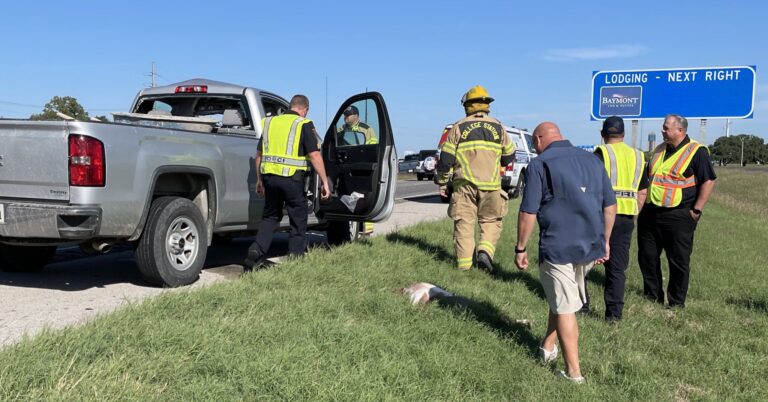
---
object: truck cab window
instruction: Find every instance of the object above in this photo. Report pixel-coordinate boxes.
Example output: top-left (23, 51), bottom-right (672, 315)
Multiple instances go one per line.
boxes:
top-left (334, 99), bottom-right (379, 148)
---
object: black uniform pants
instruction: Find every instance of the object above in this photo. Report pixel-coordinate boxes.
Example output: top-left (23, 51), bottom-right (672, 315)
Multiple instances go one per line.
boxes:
top-left (579, 214), bottom-right (635, 319)
top-left (249, 174), bottom-right (308, 259)
top-left (637, 207), bottom-right (698, 307)
top-left (603, 214), bottom-right (635, 319)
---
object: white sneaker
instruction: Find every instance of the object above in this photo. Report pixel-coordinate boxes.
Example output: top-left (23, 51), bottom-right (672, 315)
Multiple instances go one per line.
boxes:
top-left (539, 343), bottom-right (558, 364)
top-left (556, 370), bottom-right (585, 384)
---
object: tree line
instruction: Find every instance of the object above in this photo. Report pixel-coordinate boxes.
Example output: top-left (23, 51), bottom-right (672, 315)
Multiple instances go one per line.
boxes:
top-left (29, 96), bottom-right (107, 122)
top-left (709, 134), bottom-right (767, 165)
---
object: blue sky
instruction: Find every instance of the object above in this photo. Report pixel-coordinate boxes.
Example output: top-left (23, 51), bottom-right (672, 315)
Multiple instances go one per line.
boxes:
top-left (1, 1), bottom-right (766, 155)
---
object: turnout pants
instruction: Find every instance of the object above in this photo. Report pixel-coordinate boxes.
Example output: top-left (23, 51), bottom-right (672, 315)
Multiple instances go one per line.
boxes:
top-left (447, 183), bottom-right (508, 270)
top-left (637, 207), bottom-right (698, 307)
top-left (249, 174), bottom-right (308, 260)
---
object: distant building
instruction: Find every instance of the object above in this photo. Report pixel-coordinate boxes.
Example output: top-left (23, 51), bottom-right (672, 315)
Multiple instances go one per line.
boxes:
top-left (575, 144), bottom-right (597, 153)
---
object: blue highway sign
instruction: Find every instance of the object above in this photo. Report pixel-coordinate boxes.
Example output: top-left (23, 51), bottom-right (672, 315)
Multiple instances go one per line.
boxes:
top-left (591, 66), bottom-right (756, 120)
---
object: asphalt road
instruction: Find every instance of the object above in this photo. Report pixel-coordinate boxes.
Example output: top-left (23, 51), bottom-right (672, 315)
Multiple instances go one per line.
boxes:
top-left (395, 176), bottom-right (439, 201)
top-left (0, 178), bottom-right (443, 347)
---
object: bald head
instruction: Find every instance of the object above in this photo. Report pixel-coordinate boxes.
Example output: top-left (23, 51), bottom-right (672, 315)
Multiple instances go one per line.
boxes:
top-left (532, 122), bottom-right (563, 153)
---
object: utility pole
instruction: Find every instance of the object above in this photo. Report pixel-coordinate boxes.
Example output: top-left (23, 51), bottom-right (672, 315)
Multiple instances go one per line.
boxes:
top-left (631, 120), bottom-right (638, 148)
top-left (726, 119), bottom-right (731, 138)
top-left (325, 76), bottom-right (328, 131)
top-left (741, 137), bottom-right (745, 166)
top-left (150, 62), bottom-right (157, 88)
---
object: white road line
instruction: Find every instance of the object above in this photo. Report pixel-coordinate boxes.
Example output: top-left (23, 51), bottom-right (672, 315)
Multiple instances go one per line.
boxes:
top-left (395, 192), bottom-right (437, 200)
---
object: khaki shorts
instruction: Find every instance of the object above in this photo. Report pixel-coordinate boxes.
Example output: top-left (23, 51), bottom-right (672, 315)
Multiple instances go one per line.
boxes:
top-left (539, 260), bottom-right (594, 314)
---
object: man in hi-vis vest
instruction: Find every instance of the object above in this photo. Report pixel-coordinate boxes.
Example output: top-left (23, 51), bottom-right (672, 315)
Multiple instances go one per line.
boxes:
top-left (637, 114), bottom-right (716, 308)
top-left (244, 95), bottom-right (331, 270)
top-left (585, 116), bottom-right (648, 322)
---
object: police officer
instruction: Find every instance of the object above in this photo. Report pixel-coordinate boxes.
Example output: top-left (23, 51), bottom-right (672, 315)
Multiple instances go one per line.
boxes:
top-left (337, 105), bottom-right (377, 235)
top-left (244, 95), bottom-right (331, 270)
top-left (637, 114), bottom-right (716, 308)
top-left (337, 105), bottom-right (377, 145)
top-left (436, 85), bottom-right (515, 272)
top-left (582, 116), bottom-right (648, 321)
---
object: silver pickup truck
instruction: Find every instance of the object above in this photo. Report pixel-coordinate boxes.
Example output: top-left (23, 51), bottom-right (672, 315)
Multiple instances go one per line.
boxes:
top-left (0, 79), bottom-right (397, 286)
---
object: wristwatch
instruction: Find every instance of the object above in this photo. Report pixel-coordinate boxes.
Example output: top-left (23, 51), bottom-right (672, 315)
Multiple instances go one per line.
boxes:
top-left (691, 208), bottom-right (702, 216)
top-left (515, 247), bottom-right (526, 254)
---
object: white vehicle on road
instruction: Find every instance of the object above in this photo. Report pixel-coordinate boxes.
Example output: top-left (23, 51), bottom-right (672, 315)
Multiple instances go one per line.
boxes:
top-left (500, 126), bottom-right (537, 198)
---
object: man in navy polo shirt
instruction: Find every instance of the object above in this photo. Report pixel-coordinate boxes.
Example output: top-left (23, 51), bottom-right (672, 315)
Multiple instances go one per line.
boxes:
top-left (514, 122), bottom-right (617, 384)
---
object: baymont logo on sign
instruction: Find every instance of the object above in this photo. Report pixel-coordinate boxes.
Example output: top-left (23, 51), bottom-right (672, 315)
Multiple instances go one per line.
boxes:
top-left (599, 86), bottom-right (642, 117)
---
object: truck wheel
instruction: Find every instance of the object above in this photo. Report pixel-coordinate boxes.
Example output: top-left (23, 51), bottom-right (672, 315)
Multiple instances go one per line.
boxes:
top-left (136, 196), bottom-right (208, 287)
top-left (326, 220), bottom-right (361, 246)
top-left (0, 244), bottom-right (57, 272)
top-left (510, 172), bottom-right (525, 199)
top-left (417, 173), bottom-right (424, 181)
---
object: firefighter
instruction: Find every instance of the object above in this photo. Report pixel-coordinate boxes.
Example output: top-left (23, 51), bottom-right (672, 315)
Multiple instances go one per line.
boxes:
top-left (435, 85), bottom-right (516, 272)
top-left (581, 116), bottom-right (648, 321)
top-left (244, 95), bottom-right (331, 270)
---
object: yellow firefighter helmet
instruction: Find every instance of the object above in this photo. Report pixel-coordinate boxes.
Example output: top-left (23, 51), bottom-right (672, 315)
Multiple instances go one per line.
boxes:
top-left (461, 85), bottom-right (494, 105)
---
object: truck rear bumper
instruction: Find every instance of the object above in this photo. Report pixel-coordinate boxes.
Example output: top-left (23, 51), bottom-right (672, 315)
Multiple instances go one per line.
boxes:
top-left (0, 202), bottom-right (101, 240)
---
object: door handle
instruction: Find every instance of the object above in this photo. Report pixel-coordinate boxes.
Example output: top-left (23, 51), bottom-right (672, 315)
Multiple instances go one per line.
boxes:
top-left (336, 150), bottom-right (349, 162)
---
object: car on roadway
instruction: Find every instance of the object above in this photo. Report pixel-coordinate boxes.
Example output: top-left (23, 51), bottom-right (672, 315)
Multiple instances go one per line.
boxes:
top-left (399, 153), bottom-right (420, 173)
top-left (414, 149), bottom-right (439, 181)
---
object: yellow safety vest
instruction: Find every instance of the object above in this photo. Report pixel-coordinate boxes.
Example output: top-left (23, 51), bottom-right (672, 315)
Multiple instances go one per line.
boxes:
top-left (647, 140), bottom-right (703, 207)
top-left (597, 143), bottom-right (645, 215)
top-left (260, 114), bottom-right (312, 177)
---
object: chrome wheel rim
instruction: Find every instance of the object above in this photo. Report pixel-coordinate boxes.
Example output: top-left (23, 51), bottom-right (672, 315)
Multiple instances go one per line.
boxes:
top-left (165, 216), bottom-right (199, 271)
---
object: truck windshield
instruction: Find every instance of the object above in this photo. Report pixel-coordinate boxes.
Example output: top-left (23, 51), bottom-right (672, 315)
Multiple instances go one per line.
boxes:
top-left (134, 95), bottom-right (252, 128)
top-left (524, 134), bottom-right (535, 154)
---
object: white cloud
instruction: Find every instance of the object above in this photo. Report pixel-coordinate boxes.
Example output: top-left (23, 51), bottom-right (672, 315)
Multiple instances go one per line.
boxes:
top-left (541, 45), bottom-right (649, 62)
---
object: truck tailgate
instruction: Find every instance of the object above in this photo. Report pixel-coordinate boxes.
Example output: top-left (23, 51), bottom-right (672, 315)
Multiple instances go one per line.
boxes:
top-left (0, 121), bottom-right (70, 201)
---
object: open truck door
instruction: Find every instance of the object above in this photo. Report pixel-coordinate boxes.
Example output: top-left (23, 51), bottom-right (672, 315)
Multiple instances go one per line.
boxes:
top-left (316, 92), bottom-right (397, 243)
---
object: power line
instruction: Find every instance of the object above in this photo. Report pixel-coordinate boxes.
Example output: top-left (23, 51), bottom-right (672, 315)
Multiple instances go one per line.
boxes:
top-left (0, 100), bottom-right (42, 108)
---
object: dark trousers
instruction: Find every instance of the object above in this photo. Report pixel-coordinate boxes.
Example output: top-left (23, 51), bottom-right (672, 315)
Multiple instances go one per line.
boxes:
top-left (249, 174), bottom-right (308, 259)
top-left (637, 206), bottom-right (698, 307)
top-left (580, 215), bottom-right (635, 319)
top-left (603, 214), bottom-right (635, 319)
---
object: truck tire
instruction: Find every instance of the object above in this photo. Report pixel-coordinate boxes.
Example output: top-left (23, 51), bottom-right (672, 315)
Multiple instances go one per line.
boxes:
top-left (417, 173), bottom-right (424, 181)
top-left (0, 244), bottom-right (57, 272)
top-left (135, 196), bottom-right (208, 287)
top-left (509, 172), bottom-right (525, 199)
top-left (326, 220), bottom-right (361, 246)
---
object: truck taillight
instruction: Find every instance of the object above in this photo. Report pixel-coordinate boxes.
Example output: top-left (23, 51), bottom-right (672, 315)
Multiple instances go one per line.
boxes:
top-left (69, 135), bottom-right (105, 187)
top-left (505, 164), bottom-right (515, 171)
top-left (175, 85), bottom-right (208, 93)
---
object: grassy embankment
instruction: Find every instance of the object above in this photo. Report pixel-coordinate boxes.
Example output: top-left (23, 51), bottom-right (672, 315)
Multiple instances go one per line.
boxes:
top-left (1, 167), bottom-right (767, 401)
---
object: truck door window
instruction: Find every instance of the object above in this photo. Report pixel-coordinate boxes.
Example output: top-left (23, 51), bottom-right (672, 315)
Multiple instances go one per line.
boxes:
top-left (262, 98), bottom-right (286, 117)
top-left (335, 99), bottom-right (379, 147)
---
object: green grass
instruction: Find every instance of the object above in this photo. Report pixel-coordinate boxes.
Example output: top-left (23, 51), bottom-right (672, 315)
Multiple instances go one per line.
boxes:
top-left (1, 170), bottom-right (767, 401)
